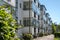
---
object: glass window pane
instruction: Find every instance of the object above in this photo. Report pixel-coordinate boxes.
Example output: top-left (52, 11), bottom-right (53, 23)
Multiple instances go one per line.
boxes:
top-left (23, 1), bottom-right (32, 10)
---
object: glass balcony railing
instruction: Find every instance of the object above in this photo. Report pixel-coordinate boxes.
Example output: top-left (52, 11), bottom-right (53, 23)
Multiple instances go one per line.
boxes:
top-left (32, 18), bottom-right (40, 27)
top-left (23, 17), bottom-right (40, 27)
top-left (32, 2), bottom-right (40, 15)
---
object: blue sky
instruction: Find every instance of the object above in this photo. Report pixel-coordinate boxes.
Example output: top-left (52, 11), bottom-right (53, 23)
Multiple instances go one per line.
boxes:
top-left (40, 0), bottom-right (60, 24)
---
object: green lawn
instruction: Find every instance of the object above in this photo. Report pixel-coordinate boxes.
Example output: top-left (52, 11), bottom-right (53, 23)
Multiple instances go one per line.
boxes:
top-left (54, 38), bottom-right (60, 40)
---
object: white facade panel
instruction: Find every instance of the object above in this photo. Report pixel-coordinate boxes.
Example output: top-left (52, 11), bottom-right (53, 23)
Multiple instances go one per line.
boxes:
top-left (22, 27), bottom-right (29, 33)
top-left (23, 11), bottom-right (29, 17)
top-left (18, 0), bottom-right (23, 20)
top-left (22, 27), bottom-right (34, 35)
top-left (22, 10), bottom-right (33, 18)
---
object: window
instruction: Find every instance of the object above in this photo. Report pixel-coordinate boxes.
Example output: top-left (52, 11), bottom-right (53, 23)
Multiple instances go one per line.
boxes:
top-left (38, 3), bottom-right (40, 8)
top-left (46, 21), bottom-right (47, 24)
top-left (23, 20), bottom-right (26, 26)
top-left (44, 20), bottom-right (45, 24)
top-left (44, 11), bottom-right (45, 14)
top-left (34, 27), bottom-right (36, 33)
top-left (34, 12), bottom-right (36, 18)
top-left (7, 0), bottom-right (11, 2)
top-left (38, 27), bottom-right (40, 33)
top-left (16, 17), bottom-right (18, 19)
top-left (23, 19), bottom-right (31, 26)
top-left (40, 6), bottom-right (43, 11)
top-left (23, 1), bottom-right (32, 10)
top-left (41, 18), bottom-right (43, 20)
top-left (38, 15), bottom-right (40, 20)
top-left (34, 0), bottom-right (36, 3)
top-left (20, 3), bottom-right (21, 8)
top-left (20, 20), bottom-right (21, 25)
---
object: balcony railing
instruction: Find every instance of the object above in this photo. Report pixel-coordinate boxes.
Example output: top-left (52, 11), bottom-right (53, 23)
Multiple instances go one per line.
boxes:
top-left (32, 2), bottom-right (40, 15)
top-left (23, 17), bottom-right (40, 27)
top-left (32, 18), bottom-right (40, 27)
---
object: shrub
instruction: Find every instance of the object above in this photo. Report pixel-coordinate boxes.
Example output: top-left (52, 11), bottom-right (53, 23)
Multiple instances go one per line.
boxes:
top-left (38, 33), bottom-right (43, 37)
top-left (54, 32), bottom-right (60, 37)
top-left (44, 33), bottom-right (48, 36)
top-left (0, 6), bottom-right (20, 40)
top-left (22, 33), bottom-right (33, 40)
top-left (33, 34), bottom-right (37, 38)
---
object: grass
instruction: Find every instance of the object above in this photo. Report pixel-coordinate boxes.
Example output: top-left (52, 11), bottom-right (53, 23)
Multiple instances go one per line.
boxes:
top-left (54, 37), bottom-right (60, 40)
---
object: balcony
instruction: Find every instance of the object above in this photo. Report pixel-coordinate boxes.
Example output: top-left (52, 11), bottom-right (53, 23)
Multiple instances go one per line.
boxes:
top-left (32, 2), bottom-right (40, 15)
top-left (23, 17), bottom-right (40, 27)
top-left (32, 18), bottom-right (40, 27)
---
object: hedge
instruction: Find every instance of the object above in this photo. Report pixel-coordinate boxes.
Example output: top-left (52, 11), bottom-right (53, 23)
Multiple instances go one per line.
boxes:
top-left (54, 32), bottom-right (60, 37)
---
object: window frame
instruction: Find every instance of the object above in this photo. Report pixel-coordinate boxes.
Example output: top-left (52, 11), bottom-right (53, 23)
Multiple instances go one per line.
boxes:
top-left (23, 1), bottom-right (32, 10)
top-left (20, 3), bottom-right (21, 8)
top-left (23, 18), bottom-right (31, 26)
top-left (34, 0), bottom-right (36, 3)
top-left (34, 12), bottom-right (36, 18)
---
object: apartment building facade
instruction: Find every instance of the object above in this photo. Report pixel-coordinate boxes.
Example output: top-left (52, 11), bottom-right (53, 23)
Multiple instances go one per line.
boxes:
top-left (40, 5), bottom-right (52, 35)
top-left (48, 17), bottom-right (52, 34)
top-left (2, 0), bottom-right (52, 38)
top-left (40, 5), bottom-right (47, 34)
top-left (3, 0), bottom-right (41, 37)
top-left (46, 13), bottom-right (52, 34)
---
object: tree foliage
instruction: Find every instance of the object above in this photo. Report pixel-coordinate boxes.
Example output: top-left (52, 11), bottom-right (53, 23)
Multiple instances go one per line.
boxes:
top-left (0, 6), bottom-right (20, 40)
top-left (52, 23), bottom-right (56, 34)
top-left (57, 24), bottom-right (60, 29)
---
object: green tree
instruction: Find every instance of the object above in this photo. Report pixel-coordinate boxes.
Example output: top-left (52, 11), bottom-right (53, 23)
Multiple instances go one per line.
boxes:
top-left (57, 24), bottom-right (60, 32)
top-left (0, 6), bottom-right (20, 40)
top-left (52, 23), bottom-right (57, 34)
top-left (0, 3), bottom-right (15, 14)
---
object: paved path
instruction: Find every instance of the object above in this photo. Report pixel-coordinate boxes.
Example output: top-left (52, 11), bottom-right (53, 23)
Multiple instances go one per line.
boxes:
top-left (33, 34), bottom-right (54, 40)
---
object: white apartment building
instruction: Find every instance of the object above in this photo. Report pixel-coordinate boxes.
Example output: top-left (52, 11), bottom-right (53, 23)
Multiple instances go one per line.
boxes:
top-left (45, 13), bottom-right (52, 34)
top-left (3, 0), bottom-right (41, 37)
top-left (40, 5), bottom-right (47, 34)
top-left (2, 0), bottom-right (52, 38)
top-left (40, 5), bottom-right (52, 35)
top-left (48, 17), bottom-right (52, 34)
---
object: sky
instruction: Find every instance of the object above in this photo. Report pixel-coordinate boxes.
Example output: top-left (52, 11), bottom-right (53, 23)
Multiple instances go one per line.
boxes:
top-left (40, 0), bottom-right (60, 24)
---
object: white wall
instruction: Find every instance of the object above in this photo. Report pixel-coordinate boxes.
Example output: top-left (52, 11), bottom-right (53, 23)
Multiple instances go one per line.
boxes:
top-left (18, 0), bottom-right (23, 20)
top-left (22, 27), bottom-right (34, 35)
